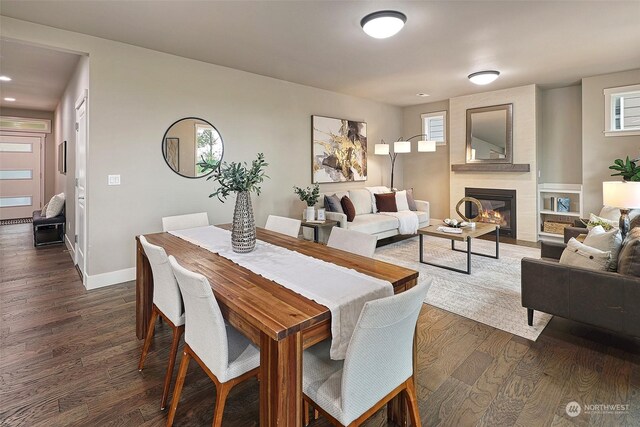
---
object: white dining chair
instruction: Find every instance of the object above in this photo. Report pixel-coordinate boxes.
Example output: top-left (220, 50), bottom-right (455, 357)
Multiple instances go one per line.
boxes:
top-left (162, 212), bottom-right (209, 232)
top-left (137, 236), bottom-right (185, 410)
top-left (302, 279), bottom-right (431, 427)
top-left (166, 256), bottom-right (260, 427)
top-left (327, 227), bottom-right (378, 258)
top-left (265, 215), bottom-right (301, 238)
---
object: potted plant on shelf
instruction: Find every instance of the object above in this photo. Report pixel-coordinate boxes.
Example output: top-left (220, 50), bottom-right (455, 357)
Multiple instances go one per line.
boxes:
top-left (294, 183), bottom-right (320, 221)
top-left (199, 153), bottom-right (268, 253)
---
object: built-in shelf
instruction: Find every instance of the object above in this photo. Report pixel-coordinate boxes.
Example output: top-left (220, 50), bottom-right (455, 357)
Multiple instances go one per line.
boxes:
top-left (451, 163), bottom-right (531, 172)
top-left (538, 183), bottom-right (583, 242)
top-left (539, 210), bottom-right (581, 217)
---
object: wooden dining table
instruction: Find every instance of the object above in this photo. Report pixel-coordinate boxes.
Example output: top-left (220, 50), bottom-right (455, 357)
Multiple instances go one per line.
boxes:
top-left (136, 225), bottom-right (419, 426)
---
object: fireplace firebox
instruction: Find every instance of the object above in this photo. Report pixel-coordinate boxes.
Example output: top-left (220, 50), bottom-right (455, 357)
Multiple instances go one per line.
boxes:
top-left (465, 188), bottom-right (516, 238)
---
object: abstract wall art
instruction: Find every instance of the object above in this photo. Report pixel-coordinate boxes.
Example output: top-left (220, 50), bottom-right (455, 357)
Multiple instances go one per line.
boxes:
top-left (163, 137), bottom-right (180, 172)
top-left (312, 115), bottom-right (367, 183)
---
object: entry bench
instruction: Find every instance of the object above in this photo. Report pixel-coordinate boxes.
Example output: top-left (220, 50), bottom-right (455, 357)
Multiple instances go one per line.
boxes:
top-left (33, 208), bottom-right (65, 247)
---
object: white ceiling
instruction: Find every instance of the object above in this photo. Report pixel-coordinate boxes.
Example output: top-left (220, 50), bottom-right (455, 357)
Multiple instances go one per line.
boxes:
top-left (1, 1), bottom-right (639, 107)
top-left (0, 39), bottom-right (80, 111)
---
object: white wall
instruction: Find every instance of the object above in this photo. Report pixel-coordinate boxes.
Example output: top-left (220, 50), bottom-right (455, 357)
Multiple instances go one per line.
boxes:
top-left (402, 100), bottom-right (450, 219)
top-left (539, 85), bottom-right (582, 184)
top-left (54, 55), bottom-right (89, 251)
top-left (449, 85), bottom-right (539, 242)
top-left (582, 69), bottom-right (640, 215)
top-left (1, 17), bottom-right (402, 283)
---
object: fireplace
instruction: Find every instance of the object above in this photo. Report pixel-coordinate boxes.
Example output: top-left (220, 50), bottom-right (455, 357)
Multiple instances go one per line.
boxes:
top-left (465, 188), bottom-right (517, 238)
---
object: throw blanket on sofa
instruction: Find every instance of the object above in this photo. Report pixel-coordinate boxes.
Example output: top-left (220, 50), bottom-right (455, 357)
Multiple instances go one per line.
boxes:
top-left (379, 211), bottom-right (420, 234)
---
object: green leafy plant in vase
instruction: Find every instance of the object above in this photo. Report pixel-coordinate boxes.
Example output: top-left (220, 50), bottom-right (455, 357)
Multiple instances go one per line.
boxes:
top-left (199, 153), bottom-right (269, 253)
top-left (294, 183), bottom-right (320, 221)
top-left (609, 156), bottom-right (640, 181)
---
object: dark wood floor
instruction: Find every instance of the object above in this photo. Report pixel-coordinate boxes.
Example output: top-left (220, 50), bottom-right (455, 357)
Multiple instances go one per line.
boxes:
top-left (1, 223), bottom-right (639, 426)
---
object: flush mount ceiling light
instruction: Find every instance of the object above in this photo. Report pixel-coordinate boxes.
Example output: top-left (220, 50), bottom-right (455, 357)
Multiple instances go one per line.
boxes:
top-left (416, 93), bottom-right (430, 97)
top-left (0, 75), bottom-right (12, 82)
top-left (4, 97), bottom-right (16, 102)
top-left (361, 10), bottom-right (407, 39)
top-left (468, 70), bottom-right (500, 85)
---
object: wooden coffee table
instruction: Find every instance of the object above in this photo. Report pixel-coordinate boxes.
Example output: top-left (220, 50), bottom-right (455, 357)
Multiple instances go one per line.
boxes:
top-left (418, 220), bottom-right (500, 274)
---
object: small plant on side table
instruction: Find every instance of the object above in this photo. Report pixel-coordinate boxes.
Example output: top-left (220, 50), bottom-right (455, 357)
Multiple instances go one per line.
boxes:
top-left (294, 183), bottom-right (320, 221)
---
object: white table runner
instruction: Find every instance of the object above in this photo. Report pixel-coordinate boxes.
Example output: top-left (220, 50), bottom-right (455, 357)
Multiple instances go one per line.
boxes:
top-left (169, 226), bottom-right (393, 359)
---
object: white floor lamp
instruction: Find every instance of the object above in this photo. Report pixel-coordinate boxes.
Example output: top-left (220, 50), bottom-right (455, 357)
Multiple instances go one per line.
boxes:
top-left (374, 135), bottom-right (436, 189)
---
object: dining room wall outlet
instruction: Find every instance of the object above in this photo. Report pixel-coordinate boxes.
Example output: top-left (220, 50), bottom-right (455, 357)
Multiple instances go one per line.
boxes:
top-left (108, 175), bottom-right (121, 186)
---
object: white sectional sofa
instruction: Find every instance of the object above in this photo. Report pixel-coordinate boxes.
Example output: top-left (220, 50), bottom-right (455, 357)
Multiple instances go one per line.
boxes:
top-left (320, 188), bottom-right (430, 240)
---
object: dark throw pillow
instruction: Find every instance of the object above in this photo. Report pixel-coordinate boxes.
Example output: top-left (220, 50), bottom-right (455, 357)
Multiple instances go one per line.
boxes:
top-left (340, 196), bottom-right (356, 222)
top-left (618, 228), bottom-right (640, 277)
top-left (375, 193), bottom-right (398, 213)
top-left (324, 194), bottom-right (344, 214)
top-left (406, 188), bottom-right (418, 211)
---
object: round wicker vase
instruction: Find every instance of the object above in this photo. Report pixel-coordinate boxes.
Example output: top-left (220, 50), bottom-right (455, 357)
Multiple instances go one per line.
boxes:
top-left (231, 191), bottom-right (256, 253)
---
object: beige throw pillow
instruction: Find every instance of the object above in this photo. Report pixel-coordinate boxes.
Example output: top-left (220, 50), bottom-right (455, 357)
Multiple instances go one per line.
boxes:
top-left (349, 189), bottom-right (374, 215)
top-left (599, 206), bottom-right (621, 221)
top-left (583, 225), bottom-right (623, 271)
top-left (559, 237), bottom-right (611, 271)
top-left (395, 190), bottom-right (410, 211)
top-left (45, 193), bottom-right (65, 218)
top-left (599, 205), bottom-right (640, 222)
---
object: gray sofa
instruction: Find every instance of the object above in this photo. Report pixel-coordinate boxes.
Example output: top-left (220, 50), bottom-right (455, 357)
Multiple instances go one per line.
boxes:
top-left (521, 227), bottom-right (640, 338)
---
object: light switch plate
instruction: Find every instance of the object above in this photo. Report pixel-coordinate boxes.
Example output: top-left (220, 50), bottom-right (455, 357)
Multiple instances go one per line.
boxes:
top-left (108, 175), bottom-right (121, 186)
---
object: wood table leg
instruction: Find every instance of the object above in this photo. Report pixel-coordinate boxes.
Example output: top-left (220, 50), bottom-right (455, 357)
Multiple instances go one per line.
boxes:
top-left (260, 331), bottom-right (302, 426)
top-left (136, 239), bottom-right (153, 340)
top-left (390, 281), bottom-right (419, 426)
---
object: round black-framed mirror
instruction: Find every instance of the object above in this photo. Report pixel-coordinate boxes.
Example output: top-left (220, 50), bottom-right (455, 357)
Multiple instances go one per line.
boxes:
top-left (161, 117), bottom-right (224, 179)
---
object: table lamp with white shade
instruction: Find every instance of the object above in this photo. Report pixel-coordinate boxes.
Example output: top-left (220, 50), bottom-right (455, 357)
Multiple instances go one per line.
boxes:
top-left (603, 181), bottom-right (640, 240)
top-left (374, 134), bottom-right (436, 189)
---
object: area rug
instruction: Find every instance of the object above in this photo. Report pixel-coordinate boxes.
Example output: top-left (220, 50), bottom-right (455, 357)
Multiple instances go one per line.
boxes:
top-left (374, 236), bottom-right (552, 341)
top-left (0, 217), bottom-right (32, 226)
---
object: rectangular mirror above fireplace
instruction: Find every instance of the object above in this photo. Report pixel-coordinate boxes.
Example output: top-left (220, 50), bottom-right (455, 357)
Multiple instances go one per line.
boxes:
top-left (466, 103), bottom-right (513, 164)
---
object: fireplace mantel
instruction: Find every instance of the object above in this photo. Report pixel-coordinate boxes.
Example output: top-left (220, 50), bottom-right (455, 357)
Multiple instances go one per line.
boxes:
top-left (451, 163), bottom-right (530, 172)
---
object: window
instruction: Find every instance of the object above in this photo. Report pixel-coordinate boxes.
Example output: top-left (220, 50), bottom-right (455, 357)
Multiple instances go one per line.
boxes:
top-left (0, 142), bottom-right (32, 152)
top-left (194, 123), bottom-right (223, 174)
top-left (604, 84), bottom-right (640, 136)
top-left (0, 196), bottom-right (32, 207)
top-left (421, 111), bottom-right (447, 145)
top-left (0, 116), bottom-right (51, 133)
top-left (0, 170), bottom-right (32, 180)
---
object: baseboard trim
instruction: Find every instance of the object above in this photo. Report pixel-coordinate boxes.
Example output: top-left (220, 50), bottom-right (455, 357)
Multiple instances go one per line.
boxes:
top-left (65, 234), bottom-right (75, 260)
top-left (85, 267), bottom-right (136, 290)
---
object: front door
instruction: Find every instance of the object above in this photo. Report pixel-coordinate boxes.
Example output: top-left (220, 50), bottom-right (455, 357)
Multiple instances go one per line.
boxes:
top-left (0, 133), bottom-right (43, 220)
